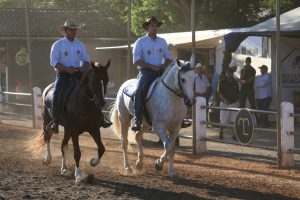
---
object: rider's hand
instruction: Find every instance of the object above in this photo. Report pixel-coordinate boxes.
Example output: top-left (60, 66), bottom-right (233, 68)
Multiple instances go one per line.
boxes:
top-left (67, 67), bottom-right (78, 74)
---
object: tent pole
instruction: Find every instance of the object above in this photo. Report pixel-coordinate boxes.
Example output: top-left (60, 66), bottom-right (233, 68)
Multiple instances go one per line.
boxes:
top-left (191, 0), bottom-right (196, 155)
top-left (24, 0), bottom-right (35, 128)
top-left (276, 0), bottom-right (282, 168)
top-left (126, 0), bottom-right (132, 80)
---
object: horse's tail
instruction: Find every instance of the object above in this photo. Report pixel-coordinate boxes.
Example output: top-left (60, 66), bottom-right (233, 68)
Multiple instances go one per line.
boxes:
top-left (26, 131), bottom-right (45, 154)
top-left (109, 94), bottom-right (135, 146)
top-left (26, 84), bottom-right (53, 154)
top-left (109, 100), bottom-right (122, 140)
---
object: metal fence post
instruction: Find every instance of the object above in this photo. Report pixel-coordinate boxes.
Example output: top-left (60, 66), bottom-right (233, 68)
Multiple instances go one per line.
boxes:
top-left (195, 96), bottom-right (206, 154)
top-left (32, 87), bottom-right (42, 129)
top-left (280, 101), bottom-right (294, 167)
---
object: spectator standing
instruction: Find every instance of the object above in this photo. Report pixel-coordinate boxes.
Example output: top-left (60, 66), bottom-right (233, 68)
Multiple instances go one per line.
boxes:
top-left (218, 66), bottom-right (240, 140)
top-left (240, 57), bottom-right (256, 109)
top-left (255, 65), bottom-right (272, 128)
top-left (195, 63), bottom-right (210, 99)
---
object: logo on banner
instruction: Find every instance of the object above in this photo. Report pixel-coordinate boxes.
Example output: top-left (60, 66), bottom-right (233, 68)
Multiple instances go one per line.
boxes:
top-left (15, 47), bottom-right (29, 66)
top-left (282, 53), bottom-right (300, 88)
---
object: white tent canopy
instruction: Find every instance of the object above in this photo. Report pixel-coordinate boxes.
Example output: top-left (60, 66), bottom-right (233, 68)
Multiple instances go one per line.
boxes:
top-left (225, 7), bottom-right (300, 52)
top-left (95, 28), bottom-right (242, 50)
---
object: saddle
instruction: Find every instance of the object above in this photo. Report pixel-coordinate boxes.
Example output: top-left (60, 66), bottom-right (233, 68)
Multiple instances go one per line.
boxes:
top-left (44, 76), bottom-right (78, 116)
top-left (123, 78), bottom-right (159, 126)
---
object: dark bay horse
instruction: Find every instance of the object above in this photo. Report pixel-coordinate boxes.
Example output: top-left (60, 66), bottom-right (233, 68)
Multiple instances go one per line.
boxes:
top-left (33, 60), bottom-right (110, 182)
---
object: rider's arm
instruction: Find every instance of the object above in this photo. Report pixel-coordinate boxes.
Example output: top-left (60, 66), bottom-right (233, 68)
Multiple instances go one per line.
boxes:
top-left (134, 60), bottom-right (161, 72)
top-left (160, 39), bottom-right (173, 70)
top-left (160, 59), bottom-right (173, 70)
top-left (133, 38), bottom-right (161, 72)
top-left (55, 63), bottom-right (77, 74)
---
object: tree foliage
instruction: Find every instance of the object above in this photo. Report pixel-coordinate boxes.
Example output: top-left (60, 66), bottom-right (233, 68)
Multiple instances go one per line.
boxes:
top-left (1, 0), bottom-right (300, 36)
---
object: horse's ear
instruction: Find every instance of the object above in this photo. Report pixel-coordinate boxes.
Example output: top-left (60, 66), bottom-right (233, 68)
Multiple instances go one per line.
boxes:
top-left (176, 58), bottom-right (181, 67)
top-left (105, 59), bottom-right (111, 69)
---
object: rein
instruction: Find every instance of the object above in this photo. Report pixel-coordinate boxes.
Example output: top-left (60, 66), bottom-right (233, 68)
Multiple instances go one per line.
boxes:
top-left (72, 68), bottom-right (97, 102)
top-left (161, 63), bottom-right (194, 98)
top-left (160, 67), bottom-right (181, 98)
top-left (161, 78), bottom-right (182, 97)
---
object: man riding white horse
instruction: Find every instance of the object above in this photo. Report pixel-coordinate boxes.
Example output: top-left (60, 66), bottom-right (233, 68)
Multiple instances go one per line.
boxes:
top-left (131, 16), bottom-right (173, 132)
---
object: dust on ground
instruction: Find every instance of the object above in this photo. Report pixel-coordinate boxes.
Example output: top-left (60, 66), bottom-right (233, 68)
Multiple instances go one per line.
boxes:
top-left (0, 124), bottom-right (300, 200)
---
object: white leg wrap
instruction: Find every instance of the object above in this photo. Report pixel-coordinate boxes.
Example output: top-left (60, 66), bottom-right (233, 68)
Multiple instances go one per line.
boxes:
top-left (74, 166), bottom-right (81, 179)
top-left (61, 145), bottom-right (68, 174)
top-left (44, 141), bottom-right (52, 163)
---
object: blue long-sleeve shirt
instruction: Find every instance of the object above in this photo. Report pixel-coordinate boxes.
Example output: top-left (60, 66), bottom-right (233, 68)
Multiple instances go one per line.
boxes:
top-left (133, 34), bottom-right (171, 69)
top-left (50, 37), bottom-right (90, 68)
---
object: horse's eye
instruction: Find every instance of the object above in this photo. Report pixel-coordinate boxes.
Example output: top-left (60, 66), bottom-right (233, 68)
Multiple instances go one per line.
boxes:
top-left (181, 78), bottom-right (185, 83)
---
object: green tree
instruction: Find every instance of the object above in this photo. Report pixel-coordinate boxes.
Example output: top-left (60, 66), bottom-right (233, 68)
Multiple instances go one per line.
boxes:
top-left (1, 0), bottom-right (300, 36)
top-left (110, 0), bottom-right (300, 36)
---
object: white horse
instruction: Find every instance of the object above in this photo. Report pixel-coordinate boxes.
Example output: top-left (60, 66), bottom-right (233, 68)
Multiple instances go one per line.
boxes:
top-left (110, 58), bottom-right (195, 179)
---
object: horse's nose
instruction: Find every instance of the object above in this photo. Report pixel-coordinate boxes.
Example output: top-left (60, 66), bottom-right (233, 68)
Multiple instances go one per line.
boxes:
top-left (183, 96), bottom-right (195, 106)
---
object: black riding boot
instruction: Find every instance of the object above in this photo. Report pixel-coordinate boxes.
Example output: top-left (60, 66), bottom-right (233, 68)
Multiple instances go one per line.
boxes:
top-left (46, 107), bottom-right (59, 134)
top-left (131, 117), bottom-right (142, 132)
top-left (132, 93), bottom-right (142, 132)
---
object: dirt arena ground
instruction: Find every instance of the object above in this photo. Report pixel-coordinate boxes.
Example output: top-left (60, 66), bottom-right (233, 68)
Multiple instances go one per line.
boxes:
top-left (0, 123), bottom-right (300, 200)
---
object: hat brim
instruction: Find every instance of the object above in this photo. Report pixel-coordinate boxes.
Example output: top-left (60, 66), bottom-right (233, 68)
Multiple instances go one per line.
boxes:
top-left (59, 25), bottom-right (81, 35)
top-left (143, 21), bottom-right (163, 30)
top-left (259, 67), bottom-right (268, 69)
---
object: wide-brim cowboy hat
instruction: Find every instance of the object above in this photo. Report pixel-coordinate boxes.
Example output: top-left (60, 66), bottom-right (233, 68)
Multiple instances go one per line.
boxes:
top-left (143, 16), bottom-right (163, 30)
top-left (59, 19), bottom-right (81, 35)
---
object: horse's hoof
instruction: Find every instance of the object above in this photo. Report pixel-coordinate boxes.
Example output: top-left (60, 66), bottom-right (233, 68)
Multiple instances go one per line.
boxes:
top-left (169, 173), bottom-right (178, 181)
top-left (90, 158), bottom-right (100, 167)
top-left (125, 167), bottom-right (133, 175)
top-left (43, 159), bottom-right (51, 165)
top-left (61, 168), bottom-right (68, 175)
top-left (155, 160), bottom-right (163, 171)
top-left (136, 160), bottom-right (143, 170)
top-left (75, 176), bottom-right (81, 184)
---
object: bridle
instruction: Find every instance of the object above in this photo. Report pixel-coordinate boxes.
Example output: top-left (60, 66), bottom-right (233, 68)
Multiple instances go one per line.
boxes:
top-left (161, 63), bottom-right (194, 98)
top-left (73, 68), bottom-right (104, 103)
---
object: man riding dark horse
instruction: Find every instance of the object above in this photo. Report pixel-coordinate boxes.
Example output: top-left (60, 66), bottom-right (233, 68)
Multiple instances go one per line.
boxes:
top-left (46, 19), bottom-right (111, 133)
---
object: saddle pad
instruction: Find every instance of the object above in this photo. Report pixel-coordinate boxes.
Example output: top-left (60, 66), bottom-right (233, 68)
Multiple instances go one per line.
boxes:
top-left (123, 78), bottom-right (159, 100)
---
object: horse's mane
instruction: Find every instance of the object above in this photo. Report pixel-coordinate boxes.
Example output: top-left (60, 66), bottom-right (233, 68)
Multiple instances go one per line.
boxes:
top-left (160, 61), bottom-right (178, 80)
top-left (79, 66), bottom-right (93, 86)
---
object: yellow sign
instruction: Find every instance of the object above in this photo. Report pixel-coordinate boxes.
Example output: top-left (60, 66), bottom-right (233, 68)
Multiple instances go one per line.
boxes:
top-left (15, 47), bottom-right (29, 66)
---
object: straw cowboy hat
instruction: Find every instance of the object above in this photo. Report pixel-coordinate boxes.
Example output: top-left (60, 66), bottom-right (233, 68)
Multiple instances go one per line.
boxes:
top-left (143, 16), bottom-right (163, 30)
top-left (59, 19), bottom-right (81, 35)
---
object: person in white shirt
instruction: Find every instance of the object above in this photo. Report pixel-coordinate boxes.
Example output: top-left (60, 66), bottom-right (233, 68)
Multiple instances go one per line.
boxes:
top-left (131, 16), bottom-right (173, 132)
top-left (255, 65), bottom-right (272, 128)
top-left (195, 63), bottom-right (210, 99)
top-left (47, 19), bottom-right (110, 133)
